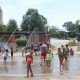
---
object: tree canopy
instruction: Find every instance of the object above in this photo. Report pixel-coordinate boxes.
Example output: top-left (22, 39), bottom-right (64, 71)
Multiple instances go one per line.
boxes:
top-left (49, 26), bottom-right (60, 38)
top-left (63, 21), bottom-right (77, 38)
top-left (21, 8), bottom-right (47, 31)
top-left (63, 21), bottom-right (76, 32)
top-left (7, 19), bottom-right (18, 31)
top-left (0, 24), bottom-right (6, 31)
top-left (75, 20), bottom-right (80, 33)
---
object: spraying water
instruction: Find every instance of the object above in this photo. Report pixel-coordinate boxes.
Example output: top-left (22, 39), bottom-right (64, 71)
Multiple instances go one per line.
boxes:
top-left (26, 28), bottom-right (36, 47)
top-left (26, 27), bottom-right (51, 47)
top-left (3, 28), bottom-right (17, 51)
top-left (45, 27), bottom-right (50, 44)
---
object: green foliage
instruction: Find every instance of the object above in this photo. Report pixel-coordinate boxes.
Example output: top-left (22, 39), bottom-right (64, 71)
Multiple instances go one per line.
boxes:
top-left (67, 43), bottom-right (77, 46)
top-left (75, 20), bottom-right (80, 33)
top-left (63, 21), bottom-right (74, 31)
top-left (0, 24), bottom-right (7, 37)
top-left (0, 24), bottom-right (6, 31)
top-left (16, 38), bottom-right (27, 46)
top-left (59, 31), bottom-right (68, 39)
top-left (48, 25), bottom-right (69, 39)
top-left (7, 19), bottom-right (18, 31)
top-left (49, 26), bottom-right (60, 38)
top-left (21, 8), bottom-right (47, 31)
top-left (63, 21), bottom-right (77, 38)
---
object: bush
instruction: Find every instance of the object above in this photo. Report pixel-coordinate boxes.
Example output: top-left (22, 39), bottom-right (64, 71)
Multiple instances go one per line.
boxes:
top-left (16, 38), bottom-right (27, 46)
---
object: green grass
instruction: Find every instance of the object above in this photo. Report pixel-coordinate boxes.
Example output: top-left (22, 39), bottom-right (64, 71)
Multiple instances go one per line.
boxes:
top-left (67, 43), bottom-right (77, 46)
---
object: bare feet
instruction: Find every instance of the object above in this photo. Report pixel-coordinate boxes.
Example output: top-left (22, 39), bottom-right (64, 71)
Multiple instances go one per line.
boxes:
top-left (31, 75), bottom-right (33, 77)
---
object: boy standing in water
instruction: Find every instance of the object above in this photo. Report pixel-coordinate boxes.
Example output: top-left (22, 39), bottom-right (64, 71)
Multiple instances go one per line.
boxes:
top-left (4, 49), bottom-right (8, 63)
top-left (25, 47), bottom-right (33, 78)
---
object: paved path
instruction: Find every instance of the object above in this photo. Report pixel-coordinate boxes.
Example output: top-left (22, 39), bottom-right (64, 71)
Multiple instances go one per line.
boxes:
top-left (0, 53), bottom-right (80, 80)
top-left (0, 74), bottom-right (80, 80)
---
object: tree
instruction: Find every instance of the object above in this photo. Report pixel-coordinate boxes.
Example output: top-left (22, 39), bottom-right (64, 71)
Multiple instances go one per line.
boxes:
top-left (0, 24), bottom-right (6, 31)
top-left (21, 8), bottom-right (47, 31)
top-left (7, 19), bottom-right (18, 31)
top-left (75, 20), bottom-right (80, 33)
top-left (63, 21), bottom-right (77, 38)
top-left (59, 31), bottom-right (68, 39)
top-left (49, 26), bottom-right (60, 38)
top-left (0, 24), bottom-right (7, 41)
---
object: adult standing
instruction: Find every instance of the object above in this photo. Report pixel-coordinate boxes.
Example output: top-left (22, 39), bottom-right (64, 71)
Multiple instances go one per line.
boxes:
top-left (65, 45), bottom-right (69, 61)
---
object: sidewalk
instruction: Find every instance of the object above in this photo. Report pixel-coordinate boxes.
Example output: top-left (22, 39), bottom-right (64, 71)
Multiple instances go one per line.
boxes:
top-left (0, 74), bottom-right (80, 80)
top-left (0, 54), bottom-right (80, 80)
top-left (0, 46), bottom-right (80, 80)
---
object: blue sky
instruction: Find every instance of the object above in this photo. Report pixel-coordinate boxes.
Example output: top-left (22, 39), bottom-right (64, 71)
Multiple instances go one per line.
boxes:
top-left (0, 0), bottom-right (80, 29)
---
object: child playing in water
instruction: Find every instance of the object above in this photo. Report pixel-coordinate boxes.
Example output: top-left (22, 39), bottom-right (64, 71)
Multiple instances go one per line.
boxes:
top-left (21, 47), bottom-right (26, 57)
top-left (25, 47), bottom-right (33, 78)
top-left (70, 48), bottom-right (74, 56)
top-left (40, 43), bottom-right (47, 65)
top-left (58, 48), bottom-right (64, 70)
top-left (3, 49), bottom-right (8, 63)
top-left (46, 45), bottom-right (53, 67)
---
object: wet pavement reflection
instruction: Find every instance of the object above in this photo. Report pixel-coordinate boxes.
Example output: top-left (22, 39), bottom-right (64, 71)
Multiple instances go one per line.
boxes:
top-left (0, 54), bottom-right (80, 76)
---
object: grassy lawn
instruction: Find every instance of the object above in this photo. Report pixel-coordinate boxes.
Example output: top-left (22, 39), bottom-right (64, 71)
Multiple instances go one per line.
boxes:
top-left (67, 43), bottom-right (77, 46)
